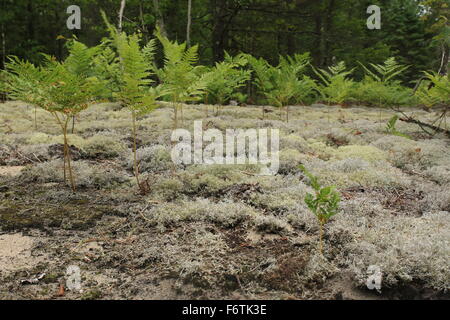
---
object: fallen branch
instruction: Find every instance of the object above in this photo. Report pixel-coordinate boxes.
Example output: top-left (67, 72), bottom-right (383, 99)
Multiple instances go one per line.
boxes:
top-left (398, 115), bottom-right (450, 138)
top-left (391, 106), bottom-right (450, 138)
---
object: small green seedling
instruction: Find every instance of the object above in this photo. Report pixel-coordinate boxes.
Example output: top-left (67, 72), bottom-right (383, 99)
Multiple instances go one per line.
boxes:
top-left (386, 115), bottom-right (411, 139)
top-left (299, 165), bottom-right (340, 254)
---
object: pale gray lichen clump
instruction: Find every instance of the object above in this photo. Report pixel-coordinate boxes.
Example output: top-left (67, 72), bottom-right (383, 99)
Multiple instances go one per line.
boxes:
top-left (1, 102), bottom-right (449, 298)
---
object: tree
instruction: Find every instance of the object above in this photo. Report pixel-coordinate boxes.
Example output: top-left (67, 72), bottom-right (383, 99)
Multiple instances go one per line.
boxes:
top-left (187, 0), bottom-right (192, 48)
top-left (382, 0), bottom-right (433, 82)
top-left (300, 165), bottom-right (340, 255)
top-left (152, 0), bottom-right (168, 38)
top-left (118, 0), bottom-right (127, 32)
top-left (420, 0), bottom-right (450, 75)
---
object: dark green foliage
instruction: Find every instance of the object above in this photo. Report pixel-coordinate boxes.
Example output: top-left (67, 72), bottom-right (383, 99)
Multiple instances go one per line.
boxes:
top-left (0, 0), bottom-right (444, 86)
top-left (382, 0), bottom-right (434, 83)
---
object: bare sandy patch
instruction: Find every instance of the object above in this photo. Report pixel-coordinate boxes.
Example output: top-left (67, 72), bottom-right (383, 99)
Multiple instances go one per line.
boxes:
top-left (0, 233), bottom-right (43, 274)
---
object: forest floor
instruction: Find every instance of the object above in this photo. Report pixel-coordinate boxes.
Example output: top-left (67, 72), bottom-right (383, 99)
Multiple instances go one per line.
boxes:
top-left (0, 101), bottom-right (449, 300)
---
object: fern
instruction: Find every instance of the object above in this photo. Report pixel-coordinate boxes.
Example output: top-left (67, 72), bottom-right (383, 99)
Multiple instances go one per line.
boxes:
top-left (359, 57), bottom-right (409, 83)
top-left (313, 61), bottom-right (354, 105)
top-left (247, 53), bottom-right (311, 121)
top-left (65, 40), bottom-right (100, 78)
top-left (155, 28), bottom-right (208, 127)
top-left (416, 72), bottom-right (450, 108)
top-left (202, 52), bottom-right (251, 114)
top-left (385, 115), bottom-right (411, 139)
top-left (4, 47), bottom-right (101, 191)
top-left (353, 58), bottom-right (414, 107)
top-left (104, 13), bottom-right (159, 194)
top-left (92, 44), bottom-right (121, 100)
top-left (351, 79), bottom-right (416, 107)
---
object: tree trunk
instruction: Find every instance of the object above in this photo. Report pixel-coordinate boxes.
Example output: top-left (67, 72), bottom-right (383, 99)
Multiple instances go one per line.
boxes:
top-left (323, 0), bottom-right (336, 66)
top-left (186, 0), bottom-right (192, 48)
top-left (438, 43), bottom-right (449, 76)
top-left (210, 0), bottom-right (227, 62)
top-left (1, 22), bottom-right (5, 70)
top-left (118, 0), bottom-right (126, 32)
top-left (152, 0), bottom-right (167, 37)
top-left (27, 0), bottom-right (34, 41)
top-left (139, 1), bottom-right (148, 42)
top-left (313, 15), bottom-right (322, 66)
top-left (0, 13), bottom-right (5, 102)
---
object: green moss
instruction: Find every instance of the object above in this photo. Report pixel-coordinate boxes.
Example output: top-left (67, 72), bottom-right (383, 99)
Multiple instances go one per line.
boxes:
top-left (153, 178), bottom-right (184, 201)
top-left (27, 132), bottom-right (51, 144)
top-left (333, 145), bottom-right (386, 162)
top-left (83, 135), bottom-right (125, 158)
top-left (314, 164), bottom-right (410, 189)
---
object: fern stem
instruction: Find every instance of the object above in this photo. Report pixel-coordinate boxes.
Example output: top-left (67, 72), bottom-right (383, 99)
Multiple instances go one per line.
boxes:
top-left (34, 106), bottom-right (37, 130)
top-left (132, 110), bottom-right (142, 192)
top-left (63, 117), bottom-right (76, 192)
top-left (52, 112), bottom-right (67, 184)
top-left (319, 221), bottom-right (324, 255)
